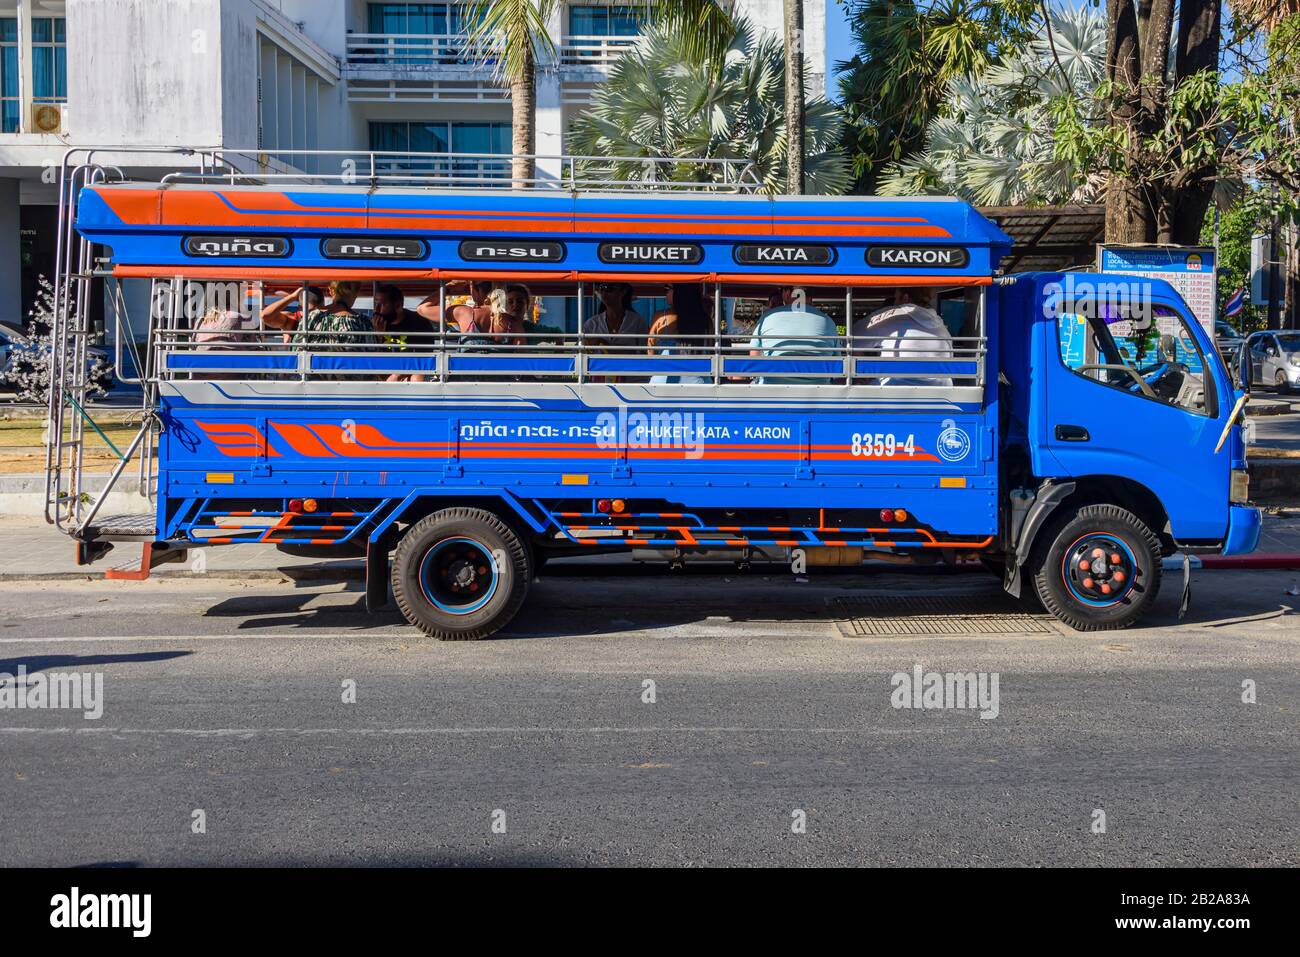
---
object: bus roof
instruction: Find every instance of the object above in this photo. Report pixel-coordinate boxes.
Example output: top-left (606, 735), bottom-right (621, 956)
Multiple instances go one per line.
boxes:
top-left (77, 183), bottom-right (1014, 284)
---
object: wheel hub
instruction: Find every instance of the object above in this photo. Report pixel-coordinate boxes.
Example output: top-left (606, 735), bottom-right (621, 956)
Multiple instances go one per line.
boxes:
top-left (1063, 535), bottom-right (1135, 605)
top-left (419, 538), bottom-right (498, 613)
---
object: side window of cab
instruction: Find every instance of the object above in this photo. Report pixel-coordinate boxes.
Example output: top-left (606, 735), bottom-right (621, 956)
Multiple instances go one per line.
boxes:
top-left (1056, 300), bottom-right (1215, 416)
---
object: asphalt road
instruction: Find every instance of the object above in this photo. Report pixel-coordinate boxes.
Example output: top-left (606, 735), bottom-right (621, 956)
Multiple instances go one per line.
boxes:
top-left (1, 563), bottom-right (1297, 867)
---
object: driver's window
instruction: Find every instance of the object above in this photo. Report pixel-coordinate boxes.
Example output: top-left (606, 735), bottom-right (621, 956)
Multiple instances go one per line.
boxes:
top-left (1056, 302), bottom-right (1212, 415)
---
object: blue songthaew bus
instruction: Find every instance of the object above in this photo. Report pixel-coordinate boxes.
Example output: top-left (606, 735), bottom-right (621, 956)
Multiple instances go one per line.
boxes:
top-left (44, 148), bottom-right (1260, 638)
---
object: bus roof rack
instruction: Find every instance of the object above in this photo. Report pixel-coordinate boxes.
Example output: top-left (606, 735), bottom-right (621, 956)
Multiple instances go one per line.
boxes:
top-left (67, 147), bottom-right (766, 194)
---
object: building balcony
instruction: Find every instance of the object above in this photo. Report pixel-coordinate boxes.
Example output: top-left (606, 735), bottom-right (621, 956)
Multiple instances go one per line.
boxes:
top-left (342, 31), bottom-right (638, 103)
top-left (558, 35), bottom-right (637, 70)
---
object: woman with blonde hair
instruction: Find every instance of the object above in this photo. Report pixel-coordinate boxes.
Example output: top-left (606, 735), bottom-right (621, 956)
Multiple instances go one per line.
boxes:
top-left (292, 279), bottom-right (373, 354)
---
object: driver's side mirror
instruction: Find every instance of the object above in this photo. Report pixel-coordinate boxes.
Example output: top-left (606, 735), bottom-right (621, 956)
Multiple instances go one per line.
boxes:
top-left (1236, 345), bottom-right (1252, 393)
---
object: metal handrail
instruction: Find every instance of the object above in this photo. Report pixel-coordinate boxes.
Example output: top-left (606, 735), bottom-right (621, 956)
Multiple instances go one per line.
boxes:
top-left (153, 327), bottom-right (987, 387)
top-left (165, 148), bottom-right (766, 192)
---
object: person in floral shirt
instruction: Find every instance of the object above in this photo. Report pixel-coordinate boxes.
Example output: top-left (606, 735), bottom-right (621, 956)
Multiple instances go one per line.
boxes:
top-left (292, 281), bottom-right (373, 350)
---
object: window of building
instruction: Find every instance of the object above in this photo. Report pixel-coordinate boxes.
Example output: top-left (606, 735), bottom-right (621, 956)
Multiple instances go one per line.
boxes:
top-left (1, 18), bottom-right (18, 132)
top-left (568, 4), bottom-right (643, 37)
top-left (367, 2), bottom-right (473, 35)
top-left (30, 16), bottom-right (66, 105)
top-left (370, 121), bottom-right (511, 180)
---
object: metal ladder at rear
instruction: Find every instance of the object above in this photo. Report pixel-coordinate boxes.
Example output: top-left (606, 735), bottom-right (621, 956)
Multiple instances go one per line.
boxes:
top-left (45, 157), bottom-right (159, 541)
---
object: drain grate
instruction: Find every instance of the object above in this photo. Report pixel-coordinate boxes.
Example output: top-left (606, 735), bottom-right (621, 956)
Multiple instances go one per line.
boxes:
top-left (829, 592), bottom-right (1056, 637)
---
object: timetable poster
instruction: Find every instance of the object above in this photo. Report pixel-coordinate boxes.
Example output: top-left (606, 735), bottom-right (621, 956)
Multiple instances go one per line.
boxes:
top-left (1097, 245), bottom-right (1218, 337)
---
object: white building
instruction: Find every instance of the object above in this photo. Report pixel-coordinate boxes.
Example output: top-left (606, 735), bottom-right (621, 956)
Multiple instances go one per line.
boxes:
top-left (0, 0), bottom-right (825, 328)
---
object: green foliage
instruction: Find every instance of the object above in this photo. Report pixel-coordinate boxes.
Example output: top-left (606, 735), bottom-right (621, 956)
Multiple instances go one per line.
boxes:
top-left (568, 19), bottom-right (851, 194)
top-left (837, 0), bottom-right (1037, 193)
top-left (879, 3), bottom-right (1107, 205)
top-left (465, 0), bottom-right (556, 85)
top-left (1202, 201), bottom-right (1264, 332)
top-left (1054, 13), bottom-right (1300, 231)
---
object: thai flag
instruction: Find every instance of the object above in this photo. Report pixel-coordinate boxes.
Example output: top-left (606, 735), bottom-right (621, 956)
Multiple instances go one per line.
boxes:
top-left (1224, 288), bottom-right (1245, 318)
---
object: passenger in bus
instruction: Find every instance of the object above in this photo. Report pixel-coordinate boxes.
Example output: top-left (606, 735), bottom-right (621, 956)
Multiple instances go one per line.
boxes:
top-left (584, 282), bottom-right (649, 352)
top-left (444, 287), bottom-right (494, 337)
top-left (417, 279), bottom-right (492, 330)
top-left (292, 280), bottom-right (373, 351)
top-left (648, 283), bottom-right (711, 384)
top-left (260, 285), bottom-right (324, 333)
top-left (746, 286), bottom-right (839, 384)
top-left (192, 308), bottom-right (253, 380)
top-left (853, 287), bottom-right (954, 386)
top-left (373, 283), bottom-right (435, 382)
top-left (508, 283), bottom-right (564, 345)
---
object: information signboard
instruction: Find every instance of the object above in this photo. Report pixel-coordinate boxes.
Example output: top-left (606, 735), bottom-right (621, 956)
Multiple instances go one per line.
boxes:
top-left (1097, 245), bottom-right (1217, 336)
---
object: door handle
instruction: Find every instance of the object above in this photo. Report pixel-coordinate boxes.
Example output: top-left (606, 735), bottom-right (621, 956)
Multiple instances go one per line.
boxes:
top-left (1054, 424), bottom-right (1090, 442)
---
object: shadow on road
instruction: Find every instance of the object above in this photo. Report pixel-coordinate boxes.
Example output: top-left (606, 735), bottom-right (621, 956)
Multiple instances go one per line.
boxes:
top-left (0, 651), bottom-right (190, 674)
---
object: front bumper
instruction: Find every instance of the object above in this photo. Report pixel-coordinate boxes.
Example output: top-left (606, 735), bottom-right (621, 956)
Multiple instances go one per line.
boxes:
top-left (1222, 504), bottom-right (1262, 556)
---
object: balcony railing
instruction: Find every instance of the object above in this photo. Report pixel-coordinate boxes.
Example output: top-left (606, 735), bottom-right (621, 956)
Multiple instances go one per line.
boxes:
top-left (344, 32), bottom-right (639, 70)
top-left (345, 32), bottom-right (495, 68)
top-left (559, 35), bottom-right (638, 68)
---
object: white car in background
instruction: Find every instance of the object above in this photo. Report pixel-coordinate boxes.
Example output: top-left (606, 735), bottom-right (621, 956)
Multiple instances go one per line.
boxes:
top-left (1244, 330), bottom-right (1300, 394)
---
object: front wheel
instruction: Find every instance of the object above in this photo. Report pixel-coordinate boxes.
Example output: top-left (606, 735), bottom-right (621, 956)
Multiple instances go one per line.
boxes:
top-left (392, 507), bottom-right (532, 640)
top-left (1030, 504), bottom-right (1161, 631)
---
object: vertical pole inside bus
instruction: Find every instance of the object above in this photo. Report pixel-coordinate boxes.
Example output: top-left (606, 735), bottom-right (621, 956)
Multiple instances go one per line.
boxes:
top-left (437, 279), bottom-right (446, 384)
top-left (576, 280), bottom-right (585, 385)
top-left (844, 285), bottom-right (853, 385)
top-left (712, 281), bottom-right (721, 386)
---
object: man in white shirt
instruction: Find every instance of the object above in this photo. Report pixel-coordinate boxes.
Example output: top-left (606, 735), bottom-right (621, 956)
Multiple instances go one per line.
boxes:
top-left (583, 282), bottom-right (650, 350)
top-left (853, 287), bottom-right (954, 386)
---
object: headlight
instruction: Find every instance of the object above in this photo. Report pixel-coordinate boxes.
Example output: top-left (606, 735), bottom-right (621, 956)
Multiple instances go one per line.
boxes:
top-left (1230, 469), bottom-right (1250, 504)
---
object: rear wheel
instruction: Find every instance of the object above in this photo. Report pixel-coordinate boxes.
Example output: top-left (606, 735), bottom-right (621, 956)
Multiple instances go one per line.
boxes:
top-left (392, 507), bottom-right (532, 640)
top-left (1030, 504), bottom-right (1161, 631)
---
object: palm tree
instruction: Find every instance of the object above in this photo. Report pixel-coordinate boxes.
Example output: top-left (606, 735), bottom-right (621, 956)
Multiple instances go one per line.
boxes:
top-left (1228, 0), bottom-right (1300, 31)
top-left (878, 3), bottom-right (1106, 205)
top-left (466, 0), bottom-right (556, 186)
top-left (784, 0), bottom-right (805, 194)
top-left (467, 1), bottom-right (740, 186)
top-left (568, 19), bottom-right (851, 194)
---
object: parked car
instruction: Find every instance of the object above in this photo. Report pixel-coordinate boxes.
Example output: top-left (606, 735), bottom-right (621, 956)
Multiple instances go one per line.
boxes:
top-left (1215, 320), bottom-right (1244, 373)
top-left (1243, 330), bottom-right (1300, 394)
top-left (0, 322), bottom-right (115, 399)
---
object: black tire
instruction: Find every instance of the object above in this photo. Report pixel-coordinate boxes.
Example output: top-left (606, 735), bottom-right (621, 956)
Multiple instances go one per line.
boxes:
top-left (1029, 504), bottom-right (1161, 631)
top-left (391, 507), bottom-right (532, 640)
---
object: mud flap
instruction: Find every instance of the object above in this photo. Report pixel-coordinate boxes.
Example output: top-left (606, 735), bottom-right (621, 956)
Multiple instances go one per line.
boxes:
top-left (1179, 552), bottom-right (1192, 620)
top-left (366, 540), bottom-right (390, 612)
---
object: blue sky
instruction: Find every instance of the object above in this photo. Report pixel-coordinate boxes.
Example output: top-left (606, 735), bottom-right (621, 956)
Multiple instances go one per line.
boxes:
top-left (825, 0), bottom-right (854, 98)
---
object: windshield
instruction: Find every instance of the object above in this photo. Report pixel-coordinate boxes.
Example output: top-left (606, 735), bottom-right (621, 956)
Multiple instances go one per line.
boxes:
top-left (1217, 321), bottom-right (1240, 339)
top-left (1278, 334), bottom-right (1300, 355)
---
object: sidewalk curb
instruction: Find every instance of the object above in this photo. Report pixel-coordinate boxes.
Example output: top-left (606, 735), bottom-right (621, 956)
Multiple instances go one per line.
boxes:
top-left (1247, 400), bottom-right (1294, 417)
top-left (1198, 552), bottom-right (1300, 570)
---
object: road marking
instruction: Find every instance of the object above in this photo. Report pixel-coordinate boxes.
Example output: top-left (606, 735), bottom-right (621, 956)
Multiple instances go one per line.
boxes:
top-left (0, 726), bottom-right (974, 737)
top-left (0, 633), bottom-right (407, 644)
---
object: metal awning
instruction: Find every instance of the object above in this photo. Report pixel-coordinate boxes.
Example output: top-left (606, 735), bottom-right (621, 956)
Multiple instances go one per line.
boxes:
top-left (979, 204), bottom-right (1105, 274)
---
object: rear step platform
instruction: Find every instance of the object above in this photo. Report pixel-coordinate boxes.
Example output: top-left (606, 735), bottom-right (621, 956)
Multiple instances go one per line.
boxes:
top-left (81, 514), bottom-right (158, 542)
top-left (75, 515), bottom-right (183, 580)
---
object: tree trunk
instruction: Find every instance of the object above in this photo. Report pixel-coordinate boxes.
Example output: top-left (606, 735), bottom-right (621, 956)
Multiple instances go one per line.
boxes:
top-left (1170, 0), bottom-right (1221, 245)
top-left (1105, 0), bottom-right (1153, 243)
top-left (511, 44), bottom-right (536, 187)
top-left (784, 0), bottom-right (805, 195)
